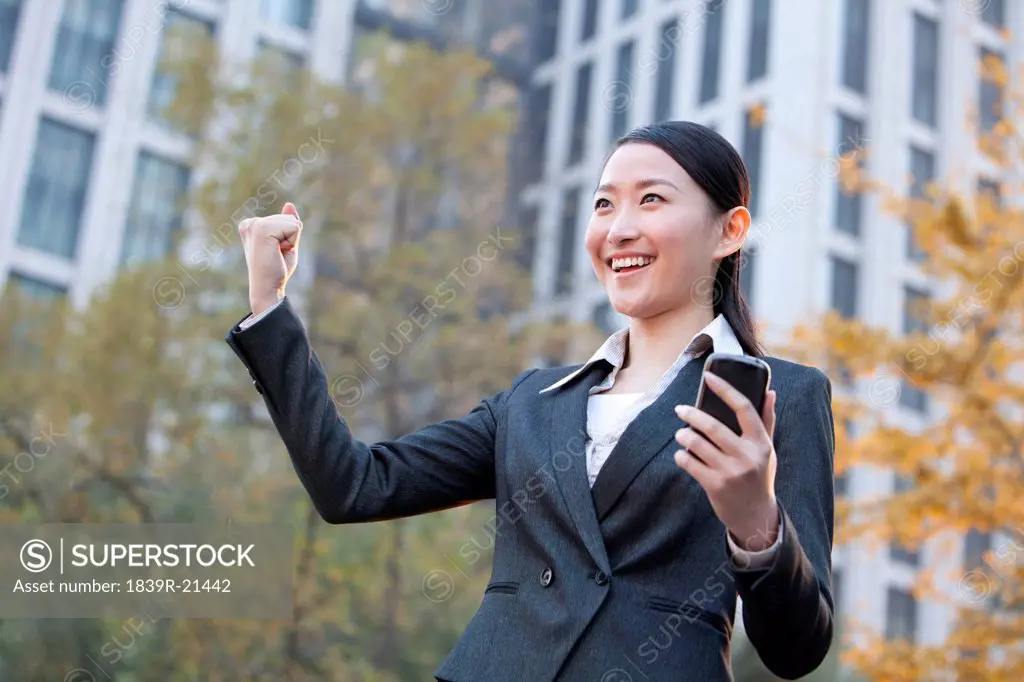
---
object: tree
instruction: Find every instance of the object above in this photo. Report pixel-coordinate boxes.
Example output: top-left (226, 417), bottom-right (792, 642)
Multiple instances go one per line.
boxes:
top-left (778, 52), bottom-right (1024, 681)
top-left (0, 260), bottom-right (252, 679)
top-left (154, 27), bottom-right (588, 681)
top-left (0, 25), bottom-right (594, 681)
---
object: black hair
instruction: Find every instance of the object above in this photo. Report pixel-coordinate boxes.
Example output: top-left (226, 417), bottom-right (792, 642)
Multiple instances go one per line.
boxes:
top-left (613, 120), bottom-right (765, 357)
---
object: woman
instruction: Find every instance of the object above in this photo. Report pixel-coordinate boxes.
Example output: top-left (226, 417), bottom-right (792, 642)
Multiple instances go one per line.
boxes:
top-left (227, 121), bottom-right (835, 681)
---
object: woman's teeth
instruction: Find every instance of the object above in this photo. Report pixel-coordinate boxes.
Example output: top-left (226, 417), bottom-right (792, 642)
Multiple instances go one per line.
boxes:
top-left (611, 256), bottom-right (653, 272)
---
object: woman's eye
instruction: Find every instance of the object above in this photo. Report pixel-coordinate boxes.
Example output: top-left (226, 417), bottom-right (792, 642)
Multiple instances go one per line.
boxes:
top-left (595, 198), bottom-right (612, 210)
top-left (641, 193), bottom-right (664, 204)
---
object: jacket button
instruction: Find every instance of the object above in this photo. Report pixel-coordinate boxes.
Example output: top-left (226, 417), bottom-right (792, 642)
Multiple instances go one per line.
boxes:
top-left (540, 567), bottom-right (553, 587)
top-left (594, 570), bottom-right (608, 586)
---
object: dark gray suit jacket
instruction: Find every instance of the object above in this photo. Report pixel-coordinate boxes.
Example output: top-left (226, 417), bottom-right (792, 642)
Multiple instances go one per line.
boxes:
top-left (226, 298), bottom-right (836, 682)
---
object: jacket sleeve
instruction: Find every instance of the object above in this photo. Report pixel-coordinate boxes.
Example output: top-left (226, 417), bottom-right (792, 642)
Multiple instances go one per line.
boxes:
top-left (727, 367), bottom-right (836, 680)
top-left (224, 297), bottom-right (535, 524)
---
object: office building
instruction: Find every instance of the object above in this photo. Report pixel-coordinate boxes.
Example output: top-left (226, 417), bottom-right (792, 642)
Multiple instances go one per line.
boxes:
top-left (0, 0), bottom-right (1019, 663)
top-left (521, 0), bottom-right (1019, 655)
top-left (0, 0), bottom-right (531, 308)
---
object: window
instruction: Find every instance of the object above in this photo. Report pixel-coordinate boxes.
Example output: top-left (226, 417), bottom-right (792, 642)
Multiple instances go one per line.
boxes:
top-left (746, 0), bottom-right (771, 82)
top-left (963, 528), bottom-right (991, 571)
top-left (6, 270), bottom-right (66, 337)
top-left (840, 0), bottom-right (870, 94)
top-left (835, 113), bottom-right (866, 236)
top-left (48, 0), bottom-right (125, 109)
top-left (835, 471), bottom-right (847, 497)
top-left (978, 177), bottom-right (1002, 211)
top-left (901, 288), bottom-right (929, 334)
top-left (653, 18), bottom-right (678, 122)
top-left (610, 40), bottom-right (634, 141)
top-left (982, 0), bottom-right (1004, 28)
top-left (739, 249), bottom-right (756, 308)
top-left (4, 273), bottom-right (67, 360)
top-left (257, 40), bottom-right (305, 73)
top-left (906, 146), bottom-right (934, 261)
top-left (979, 47), bottom-right (1004, 133)
top-left (911, 14), bottom-right (939, 128)
top-left (621, 0), bottom-right (638, 19)
top-left (899, 287), bottom-right (929, 412)
top-left (514, 204), bottom-right (539, 273)
top-left (5, 272), bottom-right (66, 300)
top-left (908, 147), bottom-right (935, 200)
top-left (699, 0), bottom-right (725, 103)
top-left (885, 587), bottom-right (917, 643)
top-left (0, 0), bottom-right (23, 73)
top-left (344, 25), bottom-right (370, 90)
top-left (567, 62), bottom-right (593, 166)
top-left (260, 0), bottom-right (313, 30)
top-left (832, 569), bottom-right (842, 615)
top-left (120, 152), bottom-right (191, 266)
top-left (742, 107), bottom-right (765, 217)
top-left (580, 0), bottom-right (599, 42)
top-left (890, 474), bottom-right (920, 563)
top-left (555, 188), bottom-right (580, 295)
top-left (836, 419), bottom-right (854, 496)
top-left (17, 119), bottom-right (96, 259)
top-left (837, 112), bottom-right (868, 156)
top-left (830, 256), bottom-right (858, 319)
top-left (525, 83), bottom-right (552, 180)
top-left (536, 0), bottom-right (561, 62)
top-left (148, 10), bottom-right (215, 127)
top-left (976, 179), bottom-right (1002, 242)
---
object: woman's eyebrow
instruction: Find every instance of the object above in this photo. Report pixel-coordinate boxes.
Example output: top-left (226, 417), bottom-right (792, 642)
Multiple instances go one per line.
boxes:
top-left (594, 178), bottom-right (680, 194)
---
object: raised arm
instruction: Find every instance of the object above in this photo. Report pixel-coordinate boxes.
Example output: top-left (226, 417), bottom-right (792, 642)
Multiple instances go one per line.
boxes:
top-left (229, 203), bottom-right (531, 523)
top-left (226, 297), bottom-right (534, 523)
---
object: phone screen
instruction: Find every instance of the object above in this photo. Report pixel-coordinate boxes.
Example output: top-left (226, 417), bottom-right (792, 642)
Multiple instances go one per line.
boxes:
top-left (695, 356), bottom-right (770, 436)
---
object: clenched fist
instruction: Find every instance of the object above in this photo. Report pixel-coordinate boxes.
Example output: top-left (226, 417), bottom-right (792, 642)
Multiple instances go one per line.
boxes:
top-left (239, 202), bottom-right (302, 316)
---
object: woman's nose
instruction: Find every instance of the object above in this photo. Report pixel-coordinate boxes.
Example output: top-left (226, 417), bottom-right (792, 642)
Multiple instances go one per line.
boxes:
top-left (606, 214), bottom-right (640, 244)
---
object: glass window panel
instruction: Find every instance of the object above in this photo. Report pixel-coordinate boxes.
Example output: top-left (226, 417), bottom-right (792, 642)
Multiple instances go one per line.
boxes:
top-left (17, 119), bottom-right (96, 259)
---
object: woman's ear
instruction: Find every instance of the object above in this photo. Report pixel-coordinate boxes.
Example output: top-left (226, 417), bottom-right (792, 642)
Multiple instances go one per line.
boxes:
top-left (714, 206), bottom-right (750, 259)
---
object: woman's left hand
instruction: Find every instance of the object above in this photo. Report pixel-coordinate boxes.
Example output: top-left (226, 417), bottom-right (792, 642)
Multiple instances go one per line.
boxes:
top-left (673, 372), bottom-right (780, 552)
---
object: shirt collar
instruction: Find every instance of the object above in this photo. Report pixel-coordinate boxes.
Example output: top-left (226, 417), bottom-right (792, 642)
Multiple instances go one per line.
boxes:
top-left (538, 313), bottom-right (745, 394)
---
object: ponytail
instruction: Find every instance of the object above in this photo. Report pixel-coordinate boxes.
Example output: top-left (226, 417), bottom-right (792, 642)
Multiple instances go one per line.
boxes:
top-left (714, 250), bottom-right (764, 357)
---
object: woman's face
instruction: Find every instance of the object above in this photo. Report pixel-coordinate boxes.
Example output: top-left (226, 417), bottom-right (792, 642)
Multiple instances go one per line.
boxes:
top-left (585, 142), bottom-right (737, 320)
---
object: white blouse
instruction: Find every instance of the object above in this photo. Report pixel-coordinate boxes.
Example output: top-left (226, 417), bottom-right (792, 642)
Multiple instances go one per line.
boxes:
top-left (585, 392), bottom-right (644, 487)
top-left (570, 315), bottom-right (782, 568)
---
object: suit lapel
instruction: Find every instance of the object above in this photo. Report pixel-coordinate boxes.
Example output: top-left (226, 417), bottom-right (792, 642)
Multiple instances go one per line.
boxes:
top-left (591, 350), bottom-right (710, 522)
top-left (549, 360), bottom-right (612, 573)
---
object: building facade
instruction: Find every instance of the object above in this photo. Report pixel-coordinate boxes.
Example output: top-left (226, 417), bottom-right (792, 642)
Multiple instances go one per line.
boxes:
top-left (0, 0), bottom-right (1019, 664)
top-left (0, 0), bottom-right (532, 309)
top-left (520, 0), bottom-right (1019, 656)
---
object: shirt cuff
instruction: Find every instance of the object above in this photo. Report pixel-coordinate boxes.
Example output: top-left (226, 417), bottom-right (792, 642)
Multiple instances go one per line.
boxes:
top-left (238, 299), bottom-right (283, 330)
top-left (726, 514), bottom-right (785, 570)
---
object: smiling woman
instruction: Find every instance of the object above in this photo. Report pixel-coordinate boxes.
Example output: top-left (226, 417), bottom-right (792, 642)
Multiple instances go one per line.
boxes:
top-left (226, 120), bottom-right (836, 682)
top-left (587, 122), bottom-right (762, 361)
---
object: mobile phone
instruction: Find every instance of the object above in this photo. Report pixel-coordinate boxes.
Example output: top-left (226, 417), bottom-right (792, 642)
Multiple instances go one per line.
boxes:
top-left (693, 353), bottom-right (771, 436)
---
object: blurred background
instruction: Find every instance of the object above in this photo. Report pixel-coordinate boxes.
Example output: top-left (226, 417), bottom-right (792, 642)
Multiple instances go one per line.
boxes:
top-left (0, 0), bottom-right (1021, 679)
